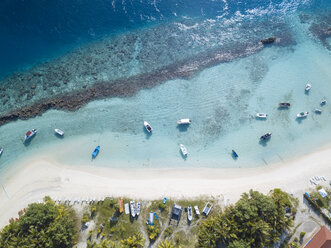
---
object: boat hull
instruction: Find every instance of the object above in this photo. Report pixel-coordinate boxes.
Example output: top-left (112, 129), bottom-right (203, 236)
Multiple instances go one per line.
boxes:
top-left (24, 129), bottom-right (37, 142)
top-left (180, 144), bottom-right (188, 156)
top-left (177, 119), bottom-right (191, 125)
top-left (144, 121), bottom-right (152, 133)
top-left (92, 146), bottom-right (100, 158)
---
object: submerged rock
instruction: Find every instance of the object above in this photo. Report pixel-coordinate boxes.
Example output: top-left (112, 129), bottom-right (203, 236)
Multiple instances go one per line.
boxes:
top-left (260, 37), bottom-right (277, 45)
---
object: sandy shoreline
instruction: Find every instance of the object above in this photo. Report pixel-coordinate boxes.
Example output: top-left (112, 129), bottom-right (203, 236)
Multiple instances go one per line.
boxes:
top-left (0, 145), bottom-right (330, 229)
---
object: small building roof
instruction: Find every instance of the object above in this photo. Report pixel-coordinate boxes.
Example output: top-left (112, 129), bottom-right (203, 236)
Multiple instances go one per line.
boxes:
top-left (171, 204), bottom-right (182, 220)
top-left (305, 226), bottom-right (331, 248)
top-left (318, 188), bottom-right (328, 198)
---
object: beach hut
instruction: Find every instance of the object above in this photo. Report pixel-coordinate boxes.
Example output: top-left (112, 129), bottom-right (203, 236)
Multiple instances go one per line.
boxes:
top-left (170, 204), bottom-right (183, 225)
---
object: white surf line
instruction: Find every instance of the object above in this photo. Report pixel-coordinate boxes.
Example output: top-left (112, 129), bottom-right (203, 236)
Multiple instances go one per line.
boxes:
top-left (1, 184), bottom-right (9, 199)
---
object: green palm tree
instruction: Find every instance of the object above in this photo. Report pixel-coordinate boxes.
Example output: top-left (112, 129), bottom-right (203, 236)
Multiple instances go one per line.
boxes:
top-left (157, 240), bottom-right (175, 248)
top-left (121, 233), bottom-right (145, 248)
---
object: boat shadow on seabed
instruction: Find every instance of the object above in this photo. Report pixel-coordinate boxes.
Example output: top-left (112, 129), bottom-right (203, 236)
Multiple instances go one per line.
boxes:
top-left (258, 139), bottom-right (269, 147)
top-left (176, 124), bottom-right (190, 132)
top-left (23, 136), bottom-right (36, 147)
top-left (143, 127), bottom-right (152, 140)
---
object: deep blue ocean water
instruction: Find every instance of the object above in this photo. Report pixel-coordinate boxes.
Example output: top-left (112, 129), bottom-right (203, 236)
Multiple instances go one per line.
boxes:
top-left (1, 0), bottom-right (328, 78)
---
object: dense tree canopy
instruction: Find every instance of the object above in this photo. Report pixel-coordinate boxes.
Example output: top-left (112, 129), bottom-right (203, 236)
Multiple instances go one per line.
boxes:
top-left (0, 198), bottom-right (77, 248)
top-left (198, 189), bottom-right (295, 248)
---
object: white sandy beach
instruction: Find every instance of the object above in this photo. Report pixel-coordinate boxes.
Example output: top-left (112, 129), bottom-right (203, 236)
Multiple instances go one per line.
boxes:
top-left (0, 144), bottom-right (330, 229)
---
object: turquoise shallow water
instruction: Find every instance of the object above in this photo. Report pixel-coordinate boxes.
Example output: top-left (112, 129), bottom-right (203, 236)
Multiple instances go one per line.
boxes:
top-left (0, 20), bottom-right (331, 173)
top-left (1, 1), bottom-right (331, 175)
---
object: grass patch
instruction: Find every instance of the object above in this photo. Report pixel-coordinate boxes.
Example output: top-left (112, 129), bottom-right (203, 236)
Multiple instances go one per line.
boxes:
top-left (89, 198), bottom-right (141, 242)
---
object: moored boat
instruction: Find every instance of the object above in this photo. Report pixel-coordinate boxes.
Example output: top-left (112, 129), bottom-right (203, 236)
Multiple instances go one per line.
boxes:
top-left (177, 118), bottom-right (191, 125)
top-left (0, 147), bottom-right (3, 156)
top-left (130, 201), bottom-right (136, 218)
top-left (194, 205), bottom-right (200, 215)
top-left (256, 113), bottom-right (267, 119)
top-left (180, 144), bottom-right (188, 156)
top-left (321, 99), bottom-right (327, 105)
top-left (315, 109), bottom-right (322, 114)
top-left (144, 121), bottom-right (152, 133)
top-left (54, 129), bottom-right (64, 136)
top-left (232, 150), bottom-right (238, 158)
top-left (92, 145), bottom-right (100, 159)
top-left (278, 102), bottom-right (290, 108)
top-left (136, 202), bottom-right (141, 216)
top-left (260, 132), bottom-right (272, 141)
top-left (202, 202), bottom-right (213, 216)
top-left (187, 206), bottom-right (193, 222)
top-left (118, 199), bottom-right (124, 213)
top-left (296, 112), bottom-right (309, 118)
top-left (24, 129), bottom-right (37, 142)
top-left (305, 83), bottom-right (311, 91)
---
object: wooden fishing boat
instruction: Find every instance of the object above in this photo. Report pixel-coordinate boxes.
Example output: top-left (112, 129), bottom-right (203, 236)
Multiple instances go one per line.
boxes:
top-left (92, 145), bottom-right (100, 159)
top-left (194, 205), bottom-right (200, 215)
top-left (305, 83), bottom-right (311, 91)
top-left (180, 144), bottom-right (188, 156)
top-left (260, 132), bottom-right (272, 141)
top-left (177, 118), bottom-right (191, 125)
top-left (278, 102), bottom-right (290, 108)
top-left (296, 112), bottom-right (308, 118)
top-left (118, 199), bottom-right (124, 213)
top-left (54, 128), bottom-right (64, 136)
top-left (130, 201), bottom-right (136, 218)
top-left (144, 121), bottom-right (152, 133)
top-left (232, 150), bottom-right (238, 158)
top-left (136, 202), bottom-right (141, 216)
top-left (187, 206), bottom-right (193, 222)
top-left (256, 113), bottom-right (267, 119)
top-left (24, 129), bottom-right (37, 142)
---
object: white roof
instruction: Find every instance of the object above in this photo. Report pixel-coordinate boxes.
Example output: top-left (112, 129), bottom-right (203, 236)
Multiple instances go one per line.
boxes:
top-left (318, 188), bottom-right (328, 198)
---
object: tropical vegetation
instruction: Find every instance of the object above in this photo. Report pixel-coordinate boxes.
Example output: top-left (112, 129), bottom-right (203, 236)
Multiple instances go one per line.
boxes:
top-left (197, 189), bottom-right (296, 248)
top-left (0, 197), bottom-right (77, 248)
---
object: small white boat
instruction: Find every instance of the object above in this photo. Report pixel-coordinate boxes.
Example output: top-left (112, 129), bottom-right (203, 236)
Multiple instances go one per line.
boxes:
top-left (124, 203), bottom-right (129, 215)
top-left (54, 129), bottom-right (64, 136)
top-left (130, 201), bottom-right (136, 218)
top-left (24, 129), bottom-right (37, 142)
top-left (180, 144), bottom-right (188, 156)
top-left (296, 112), bottom-right (309, 118)
top-left (187, 206), bottom-right (193, 222)
top-left (177, 118), bottom-right (191, 125)
top-left (315, 109), bottom-right (322, 114)
top-left (305, 83), bottom-right (311, 91)
top-left (136, 202), bottom-right (141, 216)
top-left (194, 205), bottom-right (200, 215)
top-left (256, 113), bottom-right (267, 119)
top-left (202, 202), bottom-right (213, 216)
top-left (260, 132), bottom-right (272, 141)
top-left (0, 147), bottom-right (3, 156)
top-left (144, 121), bottom-right (152, 133)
